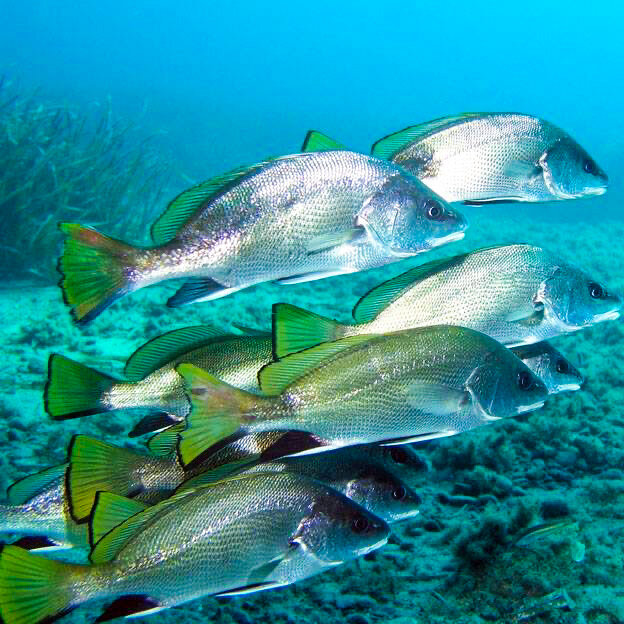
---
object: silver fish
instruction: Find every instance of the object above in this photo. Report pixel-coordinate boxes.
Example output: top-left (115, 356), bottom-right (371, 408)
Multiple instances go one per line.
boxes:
top-left (0, 464), bottom-right (87, 551)
top-left (58, 151), bottom-right (467, 323)
top-left (45, 327), bottom-right (273, 427)
top-left (176, 325), bottom-right (549, 466)
top-left (370, 113), bottom-right (608, 203)
top-left (273, 244), bottom-right (622, 356)
top-left (511, 342), bottom-right (583, 394)
top-left (186, 445), bottom-right (423, 523)
top-left (0, 473), bottom-right (389, 622)
top-left (65, 431), bottom-right (426, 525)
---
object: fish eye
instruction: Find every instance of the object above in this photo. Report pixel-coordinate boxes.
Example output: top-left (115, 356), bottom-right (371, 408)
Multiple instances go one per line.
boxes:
top-left (583, 159), bottom-right (596, 175)
top-left (517, 370), bottom-right (534, 391)
top-left (390, 447), bottom-right (408, 464)
top-left (392, 486), bottom-right (407, 501)
top-left (424, 198), bottom-right (444, 220)
top-left (588, 282), bottom-right (605, 299)
top-left (352, 515), bottom-right (370, 533)
top-left (556, 358), bottom-right (569, 374)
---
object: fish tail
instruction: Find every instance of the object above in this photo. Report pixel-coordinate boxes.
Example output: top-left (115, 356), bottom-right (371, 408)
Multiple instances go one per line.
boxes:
top-left (67, 435), bottom-right (177, 522)
top-left (45, 354), bottom-right (119, 420)
top-left (175, 363), bottom-right (259, 468)
top-left (272, 303), bottom-right (348, 358)
top-left (58, 222), bottom-right (140, 324)
top-left (0, 544), bottom-right (90, 624)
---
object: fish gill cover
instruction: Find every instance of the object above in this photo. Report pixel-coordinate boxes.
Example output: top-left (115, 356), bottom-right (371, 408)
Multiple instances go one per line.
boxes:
top-left (0, 2), bottom-right (623, 623)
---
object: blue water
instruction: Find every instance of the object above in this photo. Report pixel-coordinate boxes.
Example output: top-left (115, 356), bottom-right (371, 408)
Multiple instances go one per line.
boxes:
top-left (2, 1), bottom-right (622, 217)
top-left (1, 2), bottom-right (624, 623)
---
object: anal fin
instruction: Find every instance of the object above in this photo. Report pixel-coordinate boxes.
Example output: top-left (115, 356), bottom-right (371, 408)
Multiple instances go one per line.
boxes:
top-left (167, 278), bottom-right (244, 307)
top-left (12, 536), bottom-right (72, 552)
top-left (380, 431), bottom-right (458, 445)
top-left (129, 412), bottom-right (181, 437)
top-left (274, 270), bottom-right (353, 286)
top-left (214, 581), bottom-right (283, 597)
top-left (96, 595), bottom-right (163, 622)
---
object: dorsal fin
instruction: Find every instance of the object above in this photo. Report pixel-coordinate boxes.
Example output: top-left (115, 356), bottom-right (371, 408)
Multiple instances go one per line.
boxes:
top-left (7, 463), bottom-right (68, 505)
top-left (150, 161), bottom-right (270, 245)
top-left (258, 335), bottom-right (375, 395)
top-left (371, 113), bottom-right (486, 159)
top-left (90, 473), bottom-right (271, 563)
top-left (124, 325), bottom-right (234, 381)
top-left (147, 423), bottom-right (185, 458)
top-left (301, 130), bottom-right (347, 152)
top-left (90, 488), bottom-right (197, 563)
top-left (175, 457), bottom-right (260, 492)
top-left (89, 493), bottom-right (149, 546)
top-left (352, 256), bottom-right (464, 323)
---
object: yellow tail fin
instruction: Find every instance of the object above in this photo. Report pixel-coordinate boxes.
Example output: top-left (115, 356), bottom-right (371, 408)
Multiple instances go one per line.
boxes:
top-left (272, 303), bottom-right (346, 358)
top-left (58, 222), bottom-right (139, 324)
top-left (175, 364), bottom-right (257, 468)
top-left (0, 545), bottom-right (86, 624)
top-left (45, 354), bottom-right (117, 420)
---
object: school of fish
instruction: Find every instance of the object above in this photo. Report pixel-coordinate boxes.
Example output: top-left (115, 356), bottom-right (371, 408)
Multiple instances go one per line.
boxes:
top-left (0, 112), bottom-right (620, 624)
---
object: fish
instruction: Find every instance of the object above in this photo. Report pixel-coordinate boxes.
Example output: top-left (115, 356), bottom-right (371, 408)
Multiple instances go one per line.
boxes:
top-left (204, 450), bottom-right (423, 523)
top-left (368, 113), bottom-right (608, 204)
top-left (57, 151), bottom-right (467, 324)
top-left (510, 342), bottom-right (583, 394)
top-left (0, 464), bottom-right (87, 552)
top-left (272, 244), bottom-right (622, 356)
top-left (175, 325), bottom-right (549, 466)
top-left (0, 440), bottom-right (192, 545)
top-left (157, 429), bottom-right (430, 483)
top-left (65, 434), bottom-right (426, 524)
top-left (0, 472), bottom-right (390, 624)
top-left (514, 520), bottom-right (579, 548)
top-left (44, 326), bottom-right (273, 430)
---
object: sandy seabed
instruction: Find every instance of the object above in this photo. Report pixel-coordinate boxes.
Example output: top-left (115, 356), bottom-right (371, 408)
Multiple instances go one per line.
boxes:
top-left (1, 210), bottom-right (624, 624)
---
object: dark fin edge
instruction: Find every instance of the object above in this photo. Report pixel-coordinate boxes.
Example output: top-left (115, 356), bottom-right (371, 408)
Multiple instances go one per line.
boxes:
top-left (95, 595), bottom-right (161, 622)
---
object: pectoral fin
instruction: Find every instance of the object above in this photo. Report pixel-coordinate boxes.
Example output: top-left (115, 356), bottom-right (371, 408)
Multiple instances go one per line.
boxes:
top-left (503, 160), bottom-right (542, 180)
top-left (305, 227), bottom-right (366, 255)
top-left (406, 382), bottom-right (471, 416)
top-left (221, 538), bottom-right (302, 595)
top-left (506, 306), bottom-right (544, 326)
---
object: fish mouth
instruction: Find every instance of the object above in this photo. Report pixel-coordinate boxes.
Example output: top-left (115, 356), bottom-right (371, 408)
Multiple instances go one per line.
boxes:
top-left (584, 185), bottom-right (608, 196)
top-left (390, 509), bottom-right (420, 522)
top-left (515, 400), bottom-right (546, 415)
top-left (553, 383), bottom-right (582, 393)
top-left (592, 309), bottom-right (620, 323)
top-left (356, 536), bottom-right (389, 557)
top-left (431, 230), bottom-right (466, 248)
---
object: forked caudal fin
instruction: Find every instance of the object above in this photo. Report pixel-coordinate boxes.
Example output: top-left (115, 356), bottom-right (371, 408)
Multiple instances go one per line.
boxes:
top-left (0, 544), bottom-right (161, 624)
top-left (58, 222), bottom-right (140, 324)
top-left (45, 354), bottom-right (119, 420)
top-left (0, 544), bottom-right (88, 624)
top-left (175, 364), bottom-right (258, 468)
top-left (272, 303), bottom-right (349, 358)
top-left (66, 435), bottom-right (169, 523)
